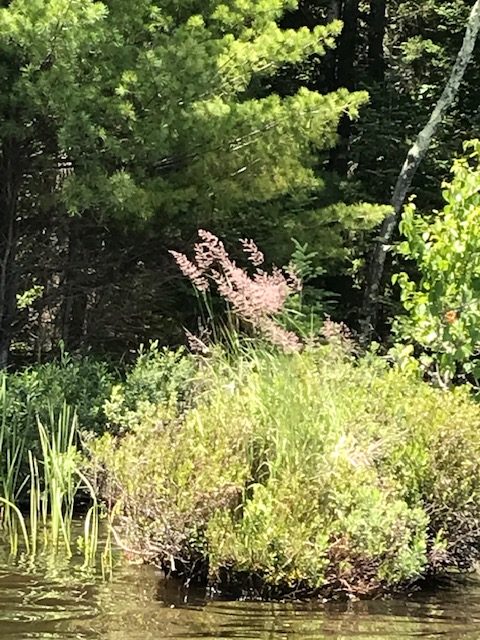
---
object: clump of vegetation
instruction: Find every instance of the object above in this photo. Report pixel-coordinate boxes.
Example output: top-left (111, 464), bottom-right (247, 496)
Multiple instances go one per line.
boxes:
top-left (170, 230), bottom-right (303, 352)
top-left (104, 342), bottom-right (196, 434)
top-left (0, 353), bottom-right (113, 441)
top-left (0, 354), bottom-right (114, 568)
top-left (395, 140), bottom-right (480, 387)
top-left (0, 403), bottom-right (100, 567)
top-left (0, 353), bottom-right (113, 488)
top-left (89, 338), bottom-right (480, 598)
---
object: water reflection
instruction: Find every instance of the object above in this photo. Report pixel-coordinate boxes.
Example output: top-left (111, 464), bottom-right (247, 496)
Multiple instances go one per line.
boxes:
top-left (0, 537), bottom-right (480, 639)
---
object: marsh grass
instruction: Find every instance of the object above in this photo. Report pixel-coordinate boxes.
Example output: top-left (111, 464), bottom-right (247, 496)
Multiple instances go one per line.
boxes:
top-left (37, 405), bottom-right (80, 551)
top-left (0, 378), bottom-right (27, 528)
top-left (0, 399), bottom-right (103, 570)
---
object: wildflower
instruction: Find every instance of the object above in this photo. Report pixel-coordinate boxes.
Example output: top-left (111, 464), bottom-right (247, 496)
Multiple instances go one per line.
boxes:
top-left (260, 317), bottom-right (302, 352)
top-left (240, 238), bottom-right (264, 266)
top-left (286, 265), bottom-right (302, 293)
top-left (185, 329), bottom-right (210, 354)
top-left (321, 318), bottom-right (355, 354)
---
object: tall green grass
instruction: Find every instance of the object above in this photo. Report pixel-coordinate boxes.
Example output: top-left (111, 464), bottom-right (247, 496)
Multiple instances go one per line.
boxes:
top-left (0, 352), bottom-right (114, 569)
top-left (0, 399), bottom-right (102, 569)
top-left (90, 340), bottom-right (480, 597)
top-left (0, 378), bottom-right (27, 529)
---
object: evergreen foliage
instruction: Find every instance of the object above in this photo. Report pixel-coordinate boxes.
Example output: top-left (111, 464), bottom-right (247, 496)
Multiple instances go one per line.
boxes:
top-left (0, 0), bottom-right (392, 359)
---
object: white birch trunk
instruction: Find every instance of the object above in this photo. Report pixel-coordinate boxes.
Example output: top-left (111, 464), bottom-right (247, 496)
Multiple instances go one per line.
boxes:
top-left (362, 0), bottom-right (480, 337)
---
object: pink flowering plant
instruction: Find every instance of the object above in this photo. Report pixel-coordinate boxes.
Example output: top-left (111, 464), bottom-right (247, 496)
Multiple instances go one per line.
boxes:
top-left (170, 230), bottom-right (303, 352)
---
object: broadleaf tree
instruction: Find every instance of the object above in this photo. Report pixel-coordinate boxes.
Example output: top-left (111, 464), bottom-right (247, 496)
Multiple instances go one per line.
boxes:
top-left (394, 140), bottom-right (480, 387)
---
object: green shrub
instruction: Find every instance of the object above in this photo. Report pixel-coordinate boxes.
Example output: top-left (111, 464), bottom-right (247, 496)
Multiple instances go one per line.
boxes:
top-left (394, 140), bottom-right (480, 386)
top-left (0, 354), bottom-right (113, 440)
top-left (89, 342), bottom-right (480, 598)
top-left (0, 353), bottom-right (114, 492)
top-left (104, 342), bottom-right (197, 432)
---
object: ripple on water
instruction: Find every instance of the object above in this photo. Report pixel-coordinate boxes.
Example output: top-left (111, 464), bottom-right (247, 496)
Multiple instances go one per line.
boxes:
top-left (1, 549), bottom-right (480, 640)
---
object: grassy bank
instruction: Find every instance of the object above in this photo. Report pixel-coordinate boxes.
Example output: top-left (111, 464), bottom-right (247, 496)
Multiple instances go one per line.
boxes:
top-left (3, 337), bottom-right (480, 598)
top-left (88, 339), bottom-right (480, 598)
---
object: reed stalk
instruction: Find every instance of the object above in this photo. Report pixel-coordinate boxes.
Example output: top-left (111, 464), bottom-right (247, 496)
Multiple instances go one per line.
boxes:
top-left (0, 398), bottom-right (104, 571)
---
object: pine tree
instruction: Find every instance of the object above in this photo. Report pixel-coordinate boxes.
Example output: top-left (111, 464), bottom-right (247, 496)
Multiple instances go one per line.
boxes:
top-left (0, 0), bottom-right (372, 361)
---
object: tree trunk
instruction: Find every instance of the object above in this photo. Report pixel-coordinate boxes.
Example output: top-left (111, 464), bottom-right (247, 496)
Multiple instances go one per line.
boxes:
top-left (362, 0), bottom-right (480, 338)
top-left (323, 0), bottom-right (343, 91)
top-left (368, 0), bottom-right (386, 82)
top-left (327, 0), bottom-right (342, 23)
top-left (337, 0), bottom-right (360, 90)
top-left (0, 141), bottom-right (20, 369)
top-left (60, 216), bottom-right (89, 352)
top-left (331, 0), bottom-right (360, 174)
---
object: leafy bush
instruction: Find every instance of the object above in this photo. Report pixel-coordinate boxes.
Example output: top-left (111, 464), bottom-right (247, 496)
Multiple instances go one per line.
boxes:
top-left (0, 354), bottom-right (113, 500)
top-left (0, 353), bottom-right (114, 492)
top-left (89, 341), bottom-right (480, 598)
top-left (0, 354), bottom-right (114, 440)
top-left (394, 140), bottom-right (480, 386)
top-left (104, 342), bottom-right (197, 433)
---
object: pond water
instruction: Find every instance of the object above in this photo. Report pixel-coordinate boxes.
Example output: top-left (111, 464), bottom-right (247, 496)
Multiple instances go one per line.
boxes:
top-left (1, 535), bottom-right (480, 640)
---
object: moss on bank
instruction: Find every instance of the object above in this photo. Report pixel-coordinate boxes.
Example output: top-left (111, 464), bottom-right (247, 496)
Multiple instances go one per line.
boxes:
top-left (89, 342), bottom-right (480, 599)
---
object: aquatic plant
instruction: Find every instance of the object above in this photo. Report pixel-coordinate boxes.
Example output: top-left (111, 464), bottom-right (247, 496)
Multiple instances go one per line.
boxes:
top-left (0, 402), bottom-right (101, 569)
top-left (0, 354), bottom-right (113, 470)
